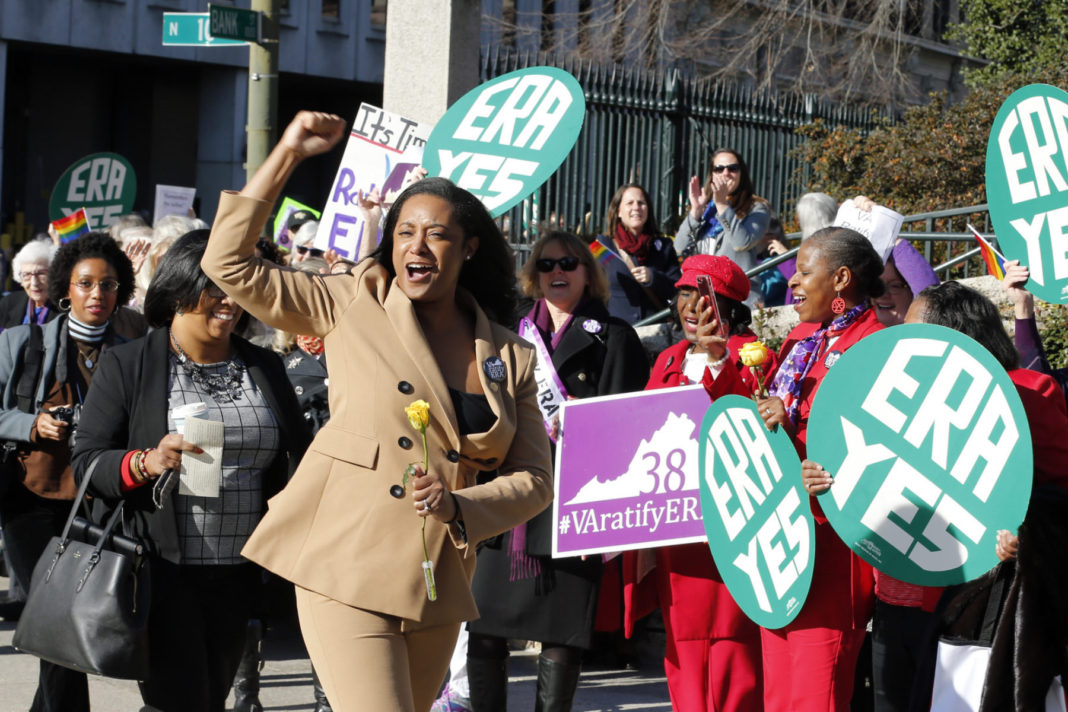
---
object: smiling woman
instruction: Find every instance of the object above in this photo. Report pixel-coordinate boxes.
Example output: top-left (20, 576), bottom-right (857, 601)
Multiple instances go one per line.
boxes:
top-left (190, 111), bottom-right (553, 712)
top-left (71, 230), bottom-right (311, 712)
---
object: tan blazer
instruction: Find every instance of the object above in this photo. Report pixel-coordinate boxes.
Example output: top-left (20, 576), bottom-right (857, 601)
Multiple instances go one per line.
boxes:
top-left (203, 192), bottom-right (553, 626)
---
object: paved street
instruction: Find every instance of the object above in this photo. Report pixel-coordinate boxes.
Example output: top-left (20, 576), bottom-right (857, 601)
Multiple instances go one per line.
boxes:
top-left (0, 576), bottom-right (671, 712)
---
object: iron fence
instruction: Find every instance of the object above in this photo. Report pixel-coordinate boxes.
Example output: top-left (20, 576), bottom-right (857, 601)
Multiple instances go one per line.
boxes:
top-left (481, 49), bottom-right (883, 260)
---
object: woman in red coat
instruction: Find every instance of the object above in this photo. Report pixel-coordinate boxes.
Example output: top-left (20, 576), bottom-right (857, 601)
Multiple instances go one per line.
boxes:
top-left (755, 227), bottom-right (887, 711)
top-left (624, 255), bottom-right (771, 711)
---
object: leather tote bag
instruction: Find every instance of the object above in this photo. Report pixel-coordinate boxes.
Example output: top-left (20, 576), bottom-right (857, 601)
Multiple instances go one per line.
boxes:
top-left (12, 458), bottom-right (151, 680)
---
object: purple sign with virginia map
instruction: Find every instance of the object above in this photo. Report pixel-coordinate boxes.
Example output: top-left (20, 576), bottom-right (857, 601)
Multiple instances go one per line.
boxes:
top-left (552, 385), bottom-right (714, 557)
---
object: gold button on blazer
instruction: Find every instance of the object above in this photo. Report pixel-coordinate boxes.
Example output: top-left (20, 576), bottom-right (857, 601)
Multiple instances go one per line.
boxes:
top-left (203, 192), bottom-right (554, 626)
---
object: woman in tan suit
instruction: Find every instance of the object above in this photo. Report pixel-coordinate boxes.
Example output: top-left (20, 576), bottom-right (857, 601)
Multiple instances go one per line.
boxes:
top-left (202, 112), bottom-right (554, 712)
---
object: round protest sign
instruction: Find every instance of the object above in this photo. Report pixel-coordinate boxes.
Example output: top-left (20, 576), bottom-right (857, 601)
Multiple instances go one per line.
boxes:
top-left (698, 395), bottom-right (811, 629)
top-left (986, 84), bottom-right (1068, 304)
top-left (423, 66), bottom-right (586, 217)
top-left (807, 324), bottom-right (1032, 586)
top-left (49, 152), bottom-right (137, 230)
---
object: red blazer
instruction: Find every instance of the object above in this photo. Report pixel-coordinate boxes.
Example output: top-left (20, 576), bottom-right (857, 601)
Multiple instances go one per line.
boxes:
top-left (646, 331), bottom-right (779, 395)
top-left (1011, 367), bottom-right (1068, 491)
top-left (771, 309), bottom-right (884, 631)
top-left (622, 334), bottom-right (767, 641)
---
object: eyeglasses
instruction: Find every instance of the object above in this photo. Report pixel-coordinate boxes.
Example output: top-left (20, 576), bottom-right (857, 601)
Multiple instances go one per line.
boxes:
top-left (205, 284), bottom-right (228, 300)
top-left (712, 163), bottom-right (741, 174)
top-left (296, 245), bottom-right (324, 257)
top-left (20, 270), bottom-right (48, 283)
top-left (535, 256), bottom-right (581, 273)
top-left (70, 279), bottom-right (120, 293)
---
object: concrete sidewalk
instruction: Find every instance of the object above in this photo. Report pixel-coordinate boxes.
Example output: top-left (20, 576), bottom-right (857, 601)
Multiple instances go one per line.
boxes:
top-left (0, 576), bottom-right (671, 712)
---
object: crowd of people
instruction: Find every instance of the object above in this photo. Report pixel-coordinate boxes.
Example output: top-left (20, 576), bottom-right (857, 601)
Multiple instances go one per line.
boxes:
top-left (0, 109), bottom-right (1062, 712)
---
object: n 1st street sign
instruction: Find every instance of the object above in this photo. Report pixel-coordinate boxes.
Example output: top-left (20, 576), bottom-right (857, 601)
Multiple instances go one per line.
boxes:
top-left (162, 13), bottom-right (245, 47)
top-left (209, 4), bottom-right (262, 43)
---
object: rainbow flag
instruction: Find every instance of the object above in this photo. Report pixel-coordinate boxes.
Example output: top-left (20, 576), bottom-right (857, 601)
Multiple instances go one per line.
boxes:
top-left (968, 224), bottom-right (1007, 281)
top-left (589, 239), bottom-right (618, 267)
top-left (52, 208), bottom-right (90, 244)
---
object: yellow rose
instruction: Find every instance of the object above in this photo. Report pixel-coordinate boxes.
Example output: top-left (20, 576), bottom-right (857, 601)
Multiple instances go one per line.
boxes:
top-left (738, 341), bottom-right (769, 368)
top-left (405, 399), bottom-right (431, 431)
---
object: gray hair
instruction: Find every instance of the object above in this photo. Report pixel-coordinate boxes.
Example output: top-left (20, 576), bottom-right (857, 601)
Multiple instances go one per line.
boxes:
top-left (294, 221), bottom-right (319, 247)
top-left (153, 214), bottom-right (208, 244)
top-left (109, 214), bottom-right (148, 242)
top-left (12, 238), bottom-right (56, 278)
top-left (796, 192), bottom-right (838, 240)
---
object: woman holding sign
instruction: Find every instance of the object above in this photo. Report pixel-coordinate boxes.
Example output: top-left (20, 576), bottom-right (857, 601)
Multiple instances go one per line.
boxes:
top-left (623, 255), bottom-right (769, 711)
top-left (196, 111), bottom-right (553, 712)
top-left (598, 184), bottom-right (681, 324)
top-left (71, 232), bottom-right (310, 712)
top-left (755, 226), bottom-right (886, 711)
top-left (465, 230), bottom-right (648, 711)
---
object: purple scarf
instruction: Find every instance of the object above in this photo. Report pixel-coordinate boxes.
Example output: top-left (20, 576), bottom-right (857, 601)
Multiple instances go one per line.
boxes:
top-left (769, 303), bottom-right (869, 426)
top-left (527, 298), bottom-right (574, 350)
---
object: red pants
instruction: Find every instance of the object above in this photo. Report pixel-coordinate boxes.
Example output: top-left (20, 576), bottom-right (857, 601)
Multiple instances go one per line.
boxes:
top-left (760, 625), bottom-right (865, 712)
top-left (664, 632), bottom-right (763, 711)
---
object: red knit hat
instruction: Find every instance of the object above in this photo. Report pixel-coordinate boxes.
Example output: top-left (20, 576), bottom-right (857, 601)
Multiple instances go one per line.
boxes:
top-left (675, 255), bottom-right (750, 302)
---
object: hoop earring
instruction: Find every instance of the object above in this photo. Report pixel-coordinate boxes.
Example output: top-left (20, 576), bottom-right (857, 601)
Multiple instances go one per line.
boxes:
top-left (830, 290), bottom-right (846, 315)
top-left (58, 297), bottom-right (71, 312)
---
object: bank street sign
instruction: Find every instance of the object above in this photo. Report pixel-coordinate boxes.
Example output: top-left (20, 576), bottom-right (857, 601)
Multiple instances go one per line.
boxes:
top-left (807, 324), bottom-right (1033, 586)
top-left (698, 395), bottom-right (812, 628)
top-left (986, 84), bottom-right (1068, 304)
top-left (423, 66), bottom-right (586, 217)
top-left (208, 4), bottom-right (261, 43)
top-left (49, 152), bottom-right (137, 230)
top-left (162, 12), bottom-right (245, 46)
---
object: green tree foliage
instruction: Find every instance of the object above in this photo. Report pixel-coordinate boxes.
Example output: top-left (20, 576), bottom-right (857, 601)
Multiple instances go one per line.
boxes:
top-left (792, 66), bottom-right (1068, 215)
top-left (947, 0), bottom-right (1068, 86)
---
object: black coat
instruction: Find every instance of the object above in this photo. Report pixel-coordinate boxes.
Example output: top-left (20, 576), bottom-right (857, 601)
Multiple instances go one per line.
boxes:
top-left (598, 235), bottom-right (681, 324)
top-left (525, 299), bottom-right (650, 554)
top-left (71, 328), bottom-right (311, 564)
top-left (0, 291), bottom-right (58, 330)
top-left (282, 348), bottom-right (330, 435)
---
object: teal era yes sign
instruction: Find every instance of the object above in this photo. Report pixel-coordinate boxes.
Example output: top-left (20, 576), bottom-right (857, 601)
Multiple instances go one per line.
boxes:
top-left (423, 67), bottom-right (585, 217)
top-left (987, 84), bottom-right (1068, 303)
top-left (808, 324), bottom-right (1032, 586)
top-left (699, 395), bottom-right (812, 629)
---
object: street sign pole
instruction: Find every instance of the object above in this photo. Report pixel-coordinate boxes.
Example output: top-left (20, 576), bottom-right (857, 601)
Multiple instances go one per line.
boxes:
top-left (246, 0), bottom-right (279, 186)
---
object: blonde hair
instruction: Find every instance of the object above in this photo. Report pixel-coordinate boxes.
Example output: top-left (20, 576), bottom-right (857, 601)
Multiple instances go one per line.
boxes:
top-left (519, 231), bottom-right (609, 305)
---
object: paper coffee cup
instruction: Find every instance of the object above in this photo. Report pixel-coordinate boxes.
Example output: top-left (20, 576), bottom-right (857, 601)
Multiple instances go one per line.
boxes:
top-left (171, 402), bottom-right (208, 435)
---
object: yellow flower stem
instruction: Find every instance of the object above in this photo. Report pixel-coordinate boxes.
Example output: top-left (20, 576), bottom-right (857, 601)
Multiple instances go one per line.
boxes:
top-left (420, 427), bottom-right (429, 563)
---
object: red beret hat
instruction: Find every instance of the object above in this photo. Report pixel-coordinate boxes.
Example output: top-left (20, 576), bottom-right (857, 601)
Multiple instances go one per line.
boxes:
top-left (675, 255), bottom-right (750, 302)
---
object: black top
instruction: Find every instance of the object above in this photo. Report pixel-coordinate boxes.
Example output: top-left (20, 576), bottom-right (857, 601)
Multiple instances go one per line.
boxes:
top-left (448, 387), bottom-right (497, 436)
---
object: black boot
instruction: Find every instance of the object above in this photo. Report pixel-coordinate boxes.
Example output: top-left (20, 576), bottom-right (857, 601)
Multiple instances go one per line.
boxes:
top-left (312, 666), bottom-right (333, 712)
top-left (534, 655), bottom-right (581, 712)
top-left (232, 619), bottom-right (264, 712)
top-left (466, 655), bottom-right (508, 712)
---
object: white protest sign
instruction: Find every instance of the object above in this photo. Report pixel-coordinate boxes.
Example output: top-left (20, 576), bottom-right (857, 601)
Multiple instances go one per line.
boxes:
top-left (833, 199), bottom-right (904, 262)
top-left (153, 185), bottom-right (197, 225)
top-left (314, 103), bottom-right (431, 258)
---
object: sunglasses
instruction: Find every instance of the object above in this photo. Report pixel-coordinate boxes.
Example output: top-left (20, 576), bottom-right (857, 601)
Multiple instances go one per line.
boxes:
top-left (712, 163), bottom-right (742, 174)
top-left (535, 256), bottom-right (581, 273)
top-left (296, 245), bottom-right (324, 257)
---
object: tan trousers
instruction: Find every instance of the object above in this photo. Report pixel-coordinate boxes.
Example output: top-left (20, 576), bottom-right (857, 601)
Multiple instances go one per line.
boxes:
top-left (295, 586), bottom-right (461, 712)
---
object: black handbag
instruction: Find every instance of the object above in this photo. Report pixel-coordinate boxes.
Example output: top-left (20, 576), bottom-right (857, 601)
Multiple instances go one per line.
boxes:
top-left (12, 458), bottom-right (152, 680)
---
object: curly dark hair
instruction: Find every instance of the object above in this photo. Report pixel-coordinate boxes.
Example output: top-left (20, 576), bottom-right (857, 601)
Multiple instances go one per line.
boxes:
top-left (807, 226), bottom-right (886, 300)
top-left (48, 231), bottom-right (135, 310)
top-left (915, 281), bottom-right (1019, 371)
top-left (372, 177), bottom-right (517, 325)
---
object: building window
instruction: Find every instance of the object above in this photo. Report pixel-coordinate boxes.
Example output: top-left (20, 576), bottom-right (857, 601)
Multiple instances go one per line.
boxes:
top-left (323, 0), bottom-right (340, 20)
top-left (280, 0), bottom-right (290, 14)
top-left (371, 0), bottom-right (386, 28)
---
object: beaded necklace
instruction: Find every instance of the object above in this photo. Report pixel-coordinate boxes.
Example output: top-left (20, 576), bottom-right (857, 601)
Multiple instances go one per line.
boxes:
top-left (169, 330), bottom-right (245, 401)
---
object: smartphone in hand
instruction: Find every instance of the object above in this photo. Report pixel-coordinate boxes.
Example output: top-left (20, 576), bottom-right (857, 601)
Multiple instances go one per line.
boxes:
top-left (695, 275), bottom-right (726, 338)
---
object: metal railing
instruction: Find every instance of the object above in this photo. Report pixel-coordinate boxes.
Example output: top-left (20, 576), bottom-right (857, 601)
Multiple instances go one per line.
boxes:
top-left (484, 49), bottom-right (884, 254)
top-left (632, 203), bottom-right (996, 327)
